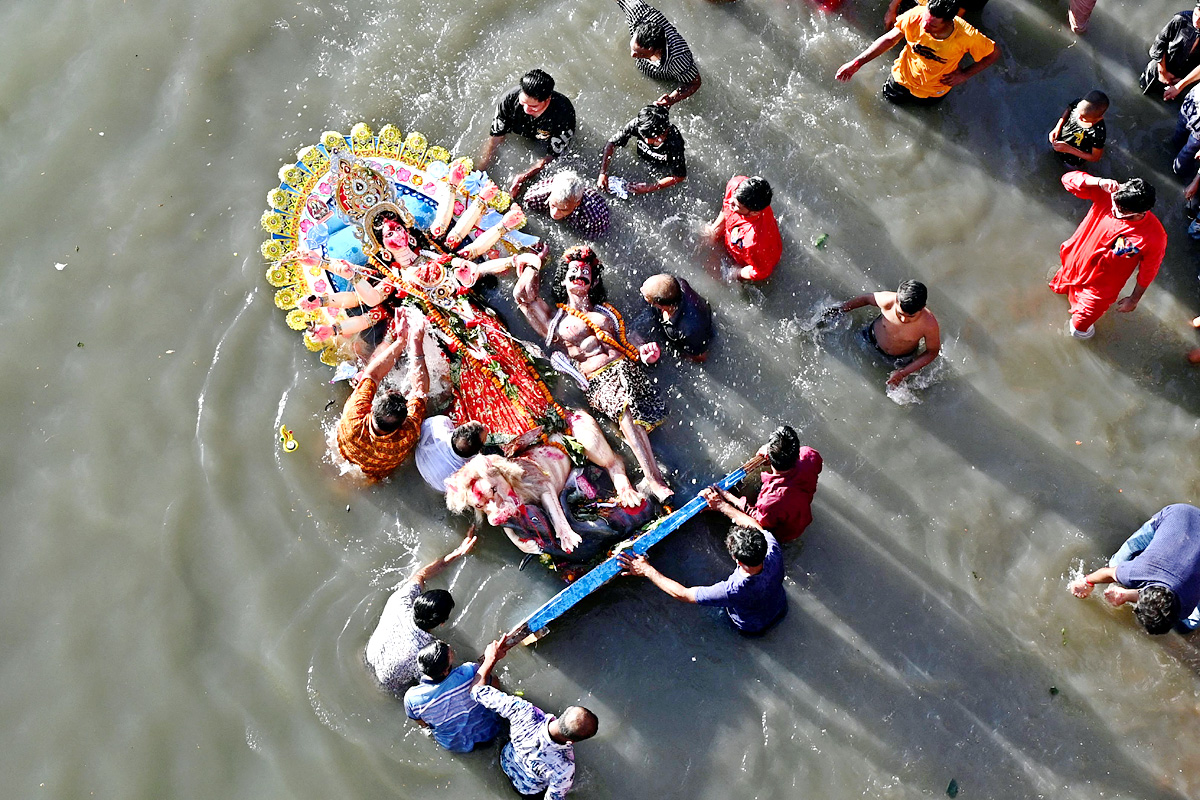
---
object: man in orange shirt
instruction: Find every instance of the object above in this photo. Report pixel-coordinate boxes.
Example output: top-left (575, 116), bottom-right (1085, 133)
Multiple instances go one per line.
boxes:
top-left (1051, 173), bottom-right (1166, 339)
top-left (707, 175), bottom-right (782, 281)
top-left (835, 0), bottom-right (999, 106)
top-left (336, 310), bottom-right (430, 480)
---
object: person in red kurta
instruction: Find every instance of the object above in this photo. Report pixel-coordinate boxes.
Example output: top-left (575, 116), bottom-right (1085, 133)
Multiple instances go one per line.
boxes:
top-left (1050, 172), bottom-right (1165, 339)
top-left (707, 175), bottom-right (783, 281)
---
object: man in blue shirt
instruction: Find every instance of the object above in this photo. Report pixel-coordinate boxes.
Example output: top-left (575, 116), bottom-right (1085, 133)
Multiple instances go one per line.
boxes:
top-left (617, 487), bottom-right (787, 635)
top-left (402, 641), bottom-right (503, 752)
top-left (1069, 503), bottom-right (1200, 634)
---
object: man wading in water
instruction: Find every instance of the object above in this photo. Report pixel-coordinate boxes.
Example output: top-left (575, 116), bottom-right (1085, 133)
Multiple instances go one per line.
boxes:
top-left (837, 280), bottom-right (941, 387)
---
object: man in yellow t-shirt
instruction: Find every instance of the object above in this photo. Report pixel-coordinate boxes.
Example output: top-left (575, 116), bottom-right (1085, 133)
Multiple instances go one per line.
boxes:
top-left (836, 0), bottom-right (999, 105)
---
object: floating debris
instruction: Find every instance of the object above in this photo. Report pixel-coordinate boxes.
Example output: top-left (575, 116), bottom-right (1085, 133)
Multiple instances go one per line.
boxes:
top-left (279, 425), bottom-right (298, 453)
top-left (1049, 686), bottom-right (1060, 696)
top-left (947, 778), bottom-right (959, 798)
top-left (813, 233), bottom-right (829, 249)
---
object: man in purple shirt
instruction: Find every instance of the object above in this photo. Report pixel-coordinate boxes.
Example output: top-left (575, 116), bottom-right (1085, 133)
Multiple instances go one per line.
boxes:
top-left (1069, 503), bottom-right (1200, 634)
top-left (618, 493), bottom-right (787, 635)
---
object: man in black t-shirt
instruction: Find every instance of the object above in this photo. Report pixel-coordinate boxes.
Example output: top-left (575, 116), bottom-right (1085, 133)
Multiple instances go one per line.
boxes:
top-left (479, 69), bottom-right (576, 197)
top-left (597, 105), bottom-right (687, 196)
top-left (1048, 91), bottom-right (1108, 168)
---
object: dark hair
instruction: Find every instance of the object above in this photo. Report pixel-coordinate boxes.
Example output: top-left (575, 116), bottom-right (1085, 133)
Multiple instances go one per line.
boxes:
top-left (1114, 178), bottom-right (1156, 214)
top-left (734, 176), bottom-right (773, 212)
top-left (412, 589), bottom-right (455, 631)
top-left (635, 105), bottom-right (670, 140)
top-left (1082, 90), bottom-right (1109, 111)
top-left (767, 425), bottom-right (800, 471)
top-left (632, 19), bottom-right (666, 52)
top-left (373, 391), bottom-right (409, 433)
top-left (558, 706), bottom-right (599, 741)
top-left (1134, 585), bottom-right (1179, 635)
top-left (451, 421), bottom-right (487, 459)
top-left (369, 208), bottom-right (439, 257)
top-left (896, 280), bottom-right (928, 315)
top-left (551, 245), bottom-right (608, 305)
top-left (927, 0), bottom-right (960, 19)
top-left (726, 526), bottom-right (769, 568)
top-left (521, 69), bottom-right (555, 102)
top-left (417, 640), bottom-right (453, 680)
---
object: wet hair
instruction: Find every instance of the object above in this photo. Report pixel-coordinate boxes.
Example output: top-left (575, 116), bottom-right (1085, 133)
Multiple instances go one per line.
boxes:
top-left (1134, 585), bottom-right (1179, 635)
top-left (632, 19), bottom-right (666, 53)
top-left (927, 0), bottom-right (960, 19)
top-left (551, 245), bottom-right (608, 305)
top-left (726, 526), bottom-right (769, 568)
top-left (548, 170), bottom-right (587, 208)
top-left (641, 274), bottom-right (682, 307)
top-left (896, 280), bottom-right (928, 315)
top-left (1114, 178), bottom-right (1156, 214)
top-left (417, 640), bottom-right (452, 680)
top-left (1081, 90), bottom-right (1109, 113)
top-left (521, 69), bottom-right (555, 102)
top-left (734, 177), bottom-right (773, 212)
top-left (767, 425), bottom-right (801, 471)
top-left (368, 207), bottom-right (440, 258)
top-left (412, 589), bottom-right (455, 631)
top-left (558, 706), bottom-right (599, 741)
top-left (635, 105), bottom-right (671, 141)
top-left (372, 391), bottom-right (409, 433)
top-left (451, 421), bottom-right (487, 459)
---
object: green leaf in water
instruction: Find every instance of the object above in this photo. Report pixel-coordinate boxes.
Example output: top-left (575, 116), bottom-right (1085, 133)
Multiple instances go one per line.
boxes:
top-left (1049, 686), bottom-right (1059, 696)
top-left (947, 778), bottom-right (959, 798)
top-left (1061, 627), bottom-right (1068, 646)
top-left (813, 233), bottom-right (829, 249)
top-left (76, 342), bottom-right (84, 348)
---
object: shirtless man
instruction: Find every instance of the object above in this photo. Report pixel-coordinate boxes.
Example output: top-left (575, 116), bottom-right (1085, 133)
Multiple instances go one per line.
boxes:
top-left (514, 245), bottom-right (673, 502)
top-left (837, 280), bottom-right (940, 387)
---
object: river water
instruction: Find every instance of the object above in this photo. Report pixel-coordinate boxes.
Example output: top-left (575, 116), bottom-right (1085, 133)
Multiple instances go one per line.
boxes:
top-left (5, 0), bottom-right (1200, 797)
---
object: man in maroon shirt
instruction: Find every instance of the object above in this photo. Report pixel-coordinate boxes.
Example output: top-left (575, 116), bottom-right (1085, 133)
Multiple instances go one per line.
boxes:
top-left (705, 425), bottom-right (821, 543)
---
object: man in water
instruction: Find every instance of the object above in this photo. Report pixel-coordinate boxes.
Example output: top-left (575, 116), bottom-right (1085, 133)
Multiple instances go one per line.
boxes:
top-left (415, 419), bottom-right (488, 493)
top-left (614, 0), bottom-right (702, 107)
top-left (403, 640), bottom-right (503, 753)
top-left (838, 280), bottom-right (941, 387)
top-left (1140, 5), bottom-right (1200, 100)
top-left (704, 425), bottom-right (822, 544)
top-left (514, 245), bottom-right (673, 502)
top-left (597, 105), bottom-right (687, 196)
top-left (618, 496), bottom-right (787, 635)
top-left (639, 273), bottom-right (713, 362)
top-left (1069, 503), bottom-right (1200, 635)
top-left (479, 69), bottom-right (577, 197)
top-left (335, 311), bottom-right (430, 480)
top-left (364, 532), bottom-right (476, 694)
top-left (469, 638), bottom-right (599, 799)
top-left (835, 0), bottom-right (999, 106)
top-left (706, 175), bottom-right (783, 282)
top-left (1050, 173), bottom-right (1165, 340)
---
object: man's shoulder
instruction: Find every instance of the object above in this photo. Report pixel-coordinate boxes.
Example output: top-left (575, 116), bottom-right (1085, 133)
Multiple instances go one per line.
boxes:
top-left (550, 91), bottom-right (575, 111)
top-left (496, 86), bottom-right (522, 110)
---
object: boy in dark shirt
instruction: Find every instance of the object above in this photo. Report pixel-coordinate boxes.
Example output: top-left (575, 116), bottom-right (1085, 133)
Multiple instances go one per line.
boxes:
top-left (640, 273), bottom-right (713, 361)
top-left (597, 105), bottom-right (687, 196)
top-left (1141, 8), bottom-right (1200, 100)
top-left (1048, 91), bottom-right (1108, 168)
top-left (479, 69), bottom-right (576, 197)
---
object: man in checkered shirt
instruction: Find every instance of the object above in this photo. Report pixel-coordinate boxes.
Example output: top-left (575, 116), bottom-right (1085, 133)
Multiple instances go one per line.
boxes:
top-left (615, 0), bottom-right (702, 107)
top-left (470, 638), bottom-right (599, 799)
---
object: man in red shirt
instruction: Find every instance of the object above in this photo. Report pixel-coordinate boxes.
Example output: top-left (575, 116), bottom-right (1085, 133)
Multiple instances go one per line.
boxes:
top-left (1050, 173), bottom-right (1166, 339)
top-left (707, 175), bottom-right (782, 281)
top-left (703, 425), bottom-right (821, 543)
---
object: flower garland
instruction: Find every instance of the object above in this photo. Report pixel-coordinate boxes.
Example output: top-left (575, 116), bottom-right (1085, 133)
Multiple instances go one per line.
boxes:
top-left (554, 302), bottom-right (641, 362)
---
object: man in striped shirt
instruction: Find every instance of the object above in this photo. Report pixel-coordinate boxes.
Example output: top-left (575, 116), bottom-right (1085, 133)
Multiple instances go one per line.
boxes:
top-left (403, 641), bottom-right (503, 752)
top-left (615, 0), bottom-right (702, 107)
top-left (470, 638), bottom-right (599, 799)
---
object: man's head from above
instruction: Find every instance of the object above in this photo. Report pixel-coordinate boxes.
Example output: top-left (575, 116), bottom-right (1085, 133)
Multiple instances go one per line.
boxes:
top-left (1134, 584), bottom-right (1179, 635)
top-left (519, 69), bottom-right (555, 117)
top-left (640, 273), bottom-right (682, 311)
top-left (552, 245), bottom-right (608, 305)
top-left (548, 170), bottom-right (587, 219)
top-left (726, 526), bottom-right (769, 569)
top-left (451, 421), bottom-right (488, 459)
top-left (413, 589), bottom-right (455, 632)
top-left (1112, 178), bottom-right (1155, 218)
top-left (766, 424), bottom-right (801, 471)
top-left (372, 390), bottom-right (409, 434)
top-left (1079, 90), bottom-right (1109, 122)
top-left (896, 280), bottom-right (928, 317)
top-left (417, 640), bottom-right (454, 681)
top-left (635, 105), bottom-right (671, 146)
top-left (557, 706), bottom-right (600, 742)
top-left (733, 176), bottom-right (773, 217)
top-left (630, 18), bottom-right (666, 60)
top-left (926, 0), bottom-right (960, 22)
